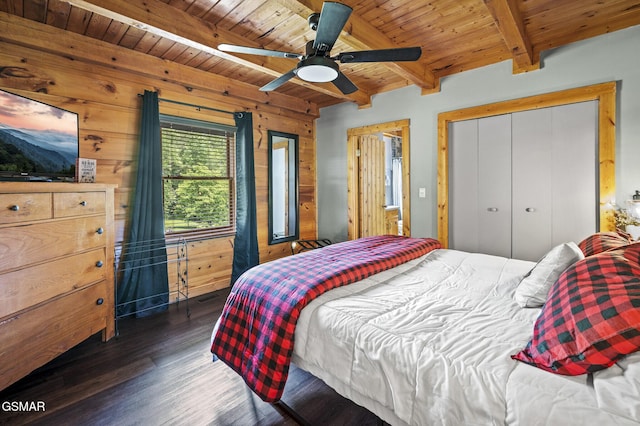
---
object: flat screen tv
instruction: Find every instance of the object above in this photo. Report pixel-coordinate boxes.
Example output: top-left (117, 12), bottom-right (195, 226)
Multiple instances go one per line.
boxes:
top-left (0, 88), bottom-right (79, 182)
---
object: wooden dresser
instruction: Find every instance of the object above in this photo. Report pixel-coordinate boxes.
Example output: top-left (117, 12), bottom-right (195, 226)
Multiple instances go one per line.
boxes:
top-left (0, 182), bottom-right (116, 390)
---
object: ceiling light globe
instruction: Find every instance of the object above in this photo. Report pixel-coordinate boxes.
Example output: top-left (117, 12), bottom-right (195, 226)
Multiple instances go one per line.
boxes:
top-left (295, 57), bottom-right (339, 83)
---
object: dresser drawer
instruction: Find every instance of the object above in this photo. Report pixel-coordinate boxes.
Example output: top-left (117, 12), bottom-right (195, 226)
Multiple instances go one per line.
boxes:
top-left (0, 281), bottom-right (111, 390)
top-left (0, 248), bottom-right (107, 319)
top-left (0, 216), bottom-right (107, 273)
top-left (0, 192), bottom-right (52, 224)
top-left (54, 191), bottom-right (106, 218)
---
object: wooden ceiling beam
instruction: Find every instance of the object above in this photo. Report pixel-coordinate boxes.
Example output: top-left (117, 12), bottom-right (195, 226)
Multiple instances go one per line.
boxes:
top-left (482, 0), bottom-right (539, 73)
top-left (0, 11), bottom-right (319, 117)
top-left (62, 0), bottom-right (372, 106)
top-left (274, 0), bottom-right (438, 91)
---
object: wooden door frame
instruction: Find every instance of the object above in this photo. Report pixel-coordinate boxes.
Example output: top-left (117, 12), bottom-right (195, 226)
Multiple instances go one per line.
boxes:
top-left (347, 119), bottom-right (411, 240)
top-left (437, 81), bottom-right (617, 248)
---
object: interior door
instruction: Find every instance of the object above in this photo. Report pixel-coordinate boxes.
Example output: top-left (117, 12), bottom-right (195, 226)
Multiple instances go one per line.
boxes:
top-left (449, 116), bottom-right (511, 257)
top-left (511, 107), bottom-right (554, 261)
top-left (511, 101), bottom-right (597, 261)
top-left (347, 120), bottom-right (412, 240)
top-left (477, 114), bottom-right (512, 258)
top-left (449, 101), bottom-right (597, 261)
top-left (359, 134), bottom-right (386, 237)
top-left (549, 101), bottom-right (598, 246)
top-left (438, 83), bottom-right (616, 251)
top-left (449, 120), bottom-right (479, 252)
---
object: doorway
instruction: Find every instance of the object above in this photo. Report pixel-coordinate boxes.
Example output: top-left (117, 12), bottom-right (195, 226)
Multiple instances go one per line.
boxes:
top-left (347, 119), bottom-right (411, 240)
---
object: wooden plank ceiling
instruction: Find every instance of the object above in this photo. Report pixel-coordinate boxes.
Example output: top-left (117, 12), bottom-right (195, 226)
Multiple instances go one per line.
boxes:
top-left (2, 0), bottom-right (640, 109)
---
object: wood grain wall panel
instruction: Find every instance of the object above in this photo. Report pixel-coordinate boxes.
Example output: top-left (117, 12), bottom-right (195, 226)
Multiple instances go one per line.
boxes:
top-left (114, 189), bottom-right (131, 217)
top-left (96, 160), bottom-right (135, 189)
top-left (81, 131), bottom-right (138, 162)
top-left (0, 20), bottom-right (318, 297)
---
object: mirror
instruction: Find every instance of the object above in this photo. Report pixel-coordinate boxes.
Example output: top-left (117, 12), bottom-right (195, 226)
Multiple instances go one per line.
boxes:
top-left (268, 130), bottom-right (299, 245)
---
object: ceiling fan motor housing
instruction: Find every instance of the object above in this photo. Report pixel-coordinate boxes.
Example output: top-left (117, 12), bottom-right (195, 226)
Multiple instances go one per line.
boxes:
top-left (219, 1), bottom-right (420, 94)
top-left (305, 40), bottom-right (318, 56)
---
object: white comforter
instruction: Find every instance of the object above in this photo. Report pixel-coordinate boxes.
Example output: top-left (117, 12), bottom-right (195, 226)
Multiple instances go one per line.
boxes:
top-left (291, 249), bottom-right (640, 425)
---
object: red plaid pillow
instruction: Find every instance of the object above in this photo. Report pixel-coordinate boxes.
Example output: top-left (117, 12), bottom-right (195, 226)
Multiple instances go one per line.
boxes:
top-left (577, 231), bottom-right (632, 257)
top-left (512, 242), bottom-right (640, 375)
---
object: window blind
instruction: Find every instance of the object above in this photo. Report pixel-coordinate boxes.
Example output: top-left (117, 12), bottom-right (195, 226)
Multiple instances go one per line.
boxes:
top-left (160, 115), bottom-right (236, 238)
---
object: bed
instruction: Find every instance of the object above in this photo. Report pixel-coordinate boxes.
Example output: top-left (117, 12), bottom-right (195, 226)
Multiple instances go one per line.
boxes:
top-left (211, 233), bottom-right (640, 425)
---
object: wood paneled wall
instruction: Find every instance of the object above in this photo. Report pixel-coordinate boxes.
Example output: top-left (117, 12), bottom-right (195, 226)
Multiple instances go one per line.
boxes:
top-left (0, 13), bottom-right (318, 298)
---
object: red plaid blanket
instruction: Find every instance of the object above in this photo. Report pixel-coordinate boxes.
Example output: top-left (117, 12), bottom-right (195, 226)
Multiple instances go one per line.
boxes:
top-left (211, 235), bottom-right (441, 402)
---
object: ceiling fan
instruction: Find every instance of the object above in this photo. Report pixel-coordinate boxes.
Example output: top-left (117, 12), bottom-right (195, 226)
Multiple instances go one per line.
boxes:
top-left (217, 2), bottom-right (422, 95)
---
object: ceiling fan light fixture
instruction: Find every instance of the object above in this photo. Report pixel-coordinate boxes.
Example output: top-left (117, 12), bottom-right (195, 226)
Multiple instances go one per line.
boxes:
top-left (295, 56), bottom-right (339, 83)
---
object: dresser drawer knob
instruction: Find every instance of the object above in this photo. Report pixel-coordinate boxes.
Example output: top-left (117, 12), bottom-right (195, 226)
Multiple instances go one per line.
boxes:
top-left (96, 298), bottom-right (104, 306)
top-left (10, 205), bottom-right (19, 211)
top-left (80, 200), bottom-right (87, 206)
top-left (96, 260), bottom-right (104, 268)
top-left (96, 227), bottom-right (104, 235)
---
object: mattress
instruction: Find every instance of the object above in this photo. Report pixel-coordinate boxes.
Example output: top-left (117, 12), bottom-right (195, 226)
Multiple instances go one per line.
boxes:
top-left (291, 248), bottom-right (640, 425)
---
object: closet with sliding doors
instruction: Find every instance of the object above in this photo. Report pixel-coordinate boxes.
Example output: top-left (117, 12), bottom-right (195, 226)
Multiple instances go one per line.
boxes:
top-left (448, 100), bottom-right (598, 262)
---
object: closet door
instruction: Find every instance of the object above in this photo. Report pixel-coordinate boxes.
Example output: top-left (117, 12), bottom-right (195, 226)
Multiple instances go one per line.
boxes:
top-left (449, 101), bottom-right (597, 261)
top-left (511, 108), bottom-right (553, 261)
top-left (550, 101), bottom-right (597, 246)
top-left (478, 114), bottom-right (512, 258)
top-left (511, 101), bottom-right (597, 261)
top-left (449, 116), bottom-right (511, 257)
top-left (449, 120), bottom-right (479, 253)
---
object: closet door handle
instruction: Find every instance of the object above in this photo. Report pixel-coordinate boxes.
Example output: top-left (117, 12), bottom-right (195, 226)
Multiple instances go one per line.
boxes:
top-left (525, 207), bottom-right (536, 212)
top-left (487, 207), bottom-right (498, 212)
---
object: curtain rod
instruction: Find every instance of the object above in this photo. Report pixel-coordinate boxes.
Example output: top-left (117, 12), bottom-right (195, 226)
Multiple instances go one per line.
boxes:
top-left (137, 93), bottom-right (236, 116)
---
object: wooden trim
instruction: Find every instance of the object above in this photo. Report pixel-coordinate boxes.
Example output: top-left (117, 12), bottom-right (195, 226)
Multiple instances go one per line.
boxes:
top-left (347, 119), bottom-right (411, 239)
top-left (347, 120), bottom-right (411, 137)
top-left (400, 124), bottom-right (411, 236)
top-left (347, 134), bottom-right (360, 240)
top-left (598, 88), bottom-right (617, 232)
top-left (437, 81), bottom-right (617, 248)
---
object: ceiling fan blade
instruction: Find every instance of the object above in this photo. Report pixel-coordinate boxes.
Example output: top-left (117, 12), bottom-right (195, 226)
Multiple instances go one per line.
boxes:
top-left (313, 2), bottom-right (353, 52)
top-left (335, 47), bottom-right (422, 63)
top-left (332, 71), bottom-right (358, 94)
top-left (260, 69), bottom-right (297, 91)
top-left (218, 43), bottom-right (302, 60)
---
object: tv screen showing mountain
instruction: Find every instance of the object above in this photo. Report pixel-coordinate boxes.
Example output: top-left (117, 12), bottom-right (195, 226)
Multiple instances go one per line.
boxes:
top-left (0, 88), bottom-right (79, 181)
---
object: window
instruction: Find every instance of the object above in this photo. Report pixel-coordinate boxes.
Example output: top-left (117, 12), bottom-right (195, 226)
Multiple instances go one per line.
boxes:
top-left (160, 114), bottom-right (236, 239)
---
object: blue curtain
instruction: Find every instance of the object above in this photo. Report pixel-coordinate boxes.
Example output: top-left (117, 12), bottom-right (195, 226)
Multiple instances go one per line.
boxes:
top-left (117, 90), bottom-right (169, 317)
top-left (230, 112), bottom-right (259, 285)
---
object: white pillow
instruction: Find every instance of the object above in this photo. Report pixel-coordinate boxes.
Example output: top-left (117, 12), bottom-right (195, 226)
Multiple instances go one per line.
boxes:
top-left (515, 242), bottom-right (584, 308)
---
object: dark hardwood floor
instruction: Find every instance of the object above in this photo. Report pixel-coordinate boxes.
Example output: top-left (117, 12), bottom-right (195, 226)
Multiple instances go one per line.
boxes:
top-left (0, 288), bottom-right (383, 426)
